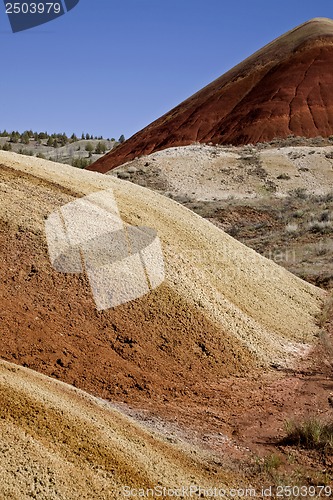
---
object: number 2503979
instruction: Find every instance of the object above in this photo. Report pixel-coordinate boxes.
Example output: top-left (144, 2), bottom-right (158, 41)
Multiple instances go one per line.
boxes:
top-left (5, 3), bottom-right (62, 14)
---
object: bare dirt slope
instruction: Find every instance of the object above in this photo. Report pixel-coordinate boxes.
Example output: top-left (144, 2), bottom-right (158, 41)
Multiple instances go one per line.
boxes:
top-left (88, 18), bottom-right (333, 173)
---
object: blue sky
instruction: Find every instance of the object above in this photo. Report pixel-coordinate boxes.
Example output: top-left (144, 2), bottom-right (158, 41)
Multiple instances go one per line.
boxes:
top-left (1, 0), bottom-right (333, 140)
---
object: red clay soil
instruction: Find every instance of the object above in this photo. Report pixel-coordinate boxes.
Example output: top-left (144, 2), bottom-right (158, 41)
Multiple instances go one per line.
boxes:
top-left (0, 217), bottom-right (256, 407)
top-left (88, 18), bottom-right (333, 173)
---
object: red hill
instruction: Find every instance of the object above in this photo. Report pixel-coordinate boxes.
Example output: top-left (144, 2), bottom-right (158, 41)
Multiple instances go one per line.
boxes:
top-left (88, 18), bottom-right (333, 173)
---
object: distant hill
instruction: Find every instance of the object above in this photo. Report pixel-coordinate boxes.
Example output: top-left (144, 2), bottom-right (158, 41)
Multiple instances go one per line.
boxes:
top-left (0, 130), bottom-right (119, 167)
top-left (88, 18), bottom-right (333, 173)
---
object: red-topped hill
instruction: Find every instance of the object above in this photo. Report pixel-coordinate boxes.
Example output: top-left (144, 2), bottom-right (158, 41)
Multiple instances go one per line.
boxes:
top-left (88, 18), bottom-right (333, 173)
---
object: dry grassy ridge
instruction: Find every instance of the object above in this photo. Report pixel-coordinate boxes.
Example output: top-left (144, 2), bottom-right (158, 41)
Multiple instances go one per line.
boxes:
top-left (110, 142), bottom-right (333, 201)
top-left (0, 151), bottom-right (326, 495)
top-left (0, 137), bottom-right (115, 166)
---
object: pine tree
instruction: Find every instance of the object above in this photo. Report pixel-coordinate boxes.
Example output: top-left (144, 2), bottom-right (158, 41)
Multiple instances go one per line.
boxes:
top-left (21, 132), bottom-right (30, 145)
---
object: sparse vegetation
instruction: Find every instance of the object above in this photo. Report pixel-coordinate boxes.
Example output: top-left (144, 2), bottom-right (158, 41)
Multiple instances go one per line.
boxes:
top-left (1, 142), bottom-right (12, 151)
top-left (71, 158), bottom-right (92, 169)
top-left (283, 418), bottom-right (333, 450)
top-left (182, 188), bottom-right (333, 289)
top-left (285, 223), bottom-right (298, 234)
top-left (256, 453), bottom-right (283, 474)
top-left (17, 148), bottom-right (33, 156)
top-left (307, 220), bottom-right (332, 234)
top-left (95, 141), bottom-right (107, 154)
top-left (317, 290), bottom-right (333, 327)
top-left (289, 187), bottom-right (308, 199)
top-left (85, 143), bottom-right (94, 157)
top-left (0, 129), bottom-right (114, 148)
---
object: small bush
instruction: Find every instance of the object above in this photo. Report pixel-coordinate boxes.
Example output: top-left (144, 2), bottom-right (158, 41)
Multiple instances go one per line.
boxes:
top-left (263, 453), bottom-right (282, 472)
top-left (85, 143), bottom-right (94, 157)
top-left (308, 220), bottom-right (332, 234)
top-left (289, 188), bottom-right (308, 199)
top-left (255, 453), bottom-right (282, 474)
top-left (71, 158), bottom-right (92, 169)
top-left (320, 210), bottom-right (331, 222)
top-left (1, 142), bottom-right (12, 151)
top-left (292, 210), bottom-right (304, 219)
top-left (315, 243), bottom-right (328, 256)
top-left (285, 223), bottom-right (298, 234)
top-left (95, 141), bottom-right (107, 154)
top-left (277, 173), bottom-right (290, 180)
top-left (317, 291), bottom-right (333, 327)
top-left (284, 418), bottom-right (333, 450)
top-left (226, 225), bottom-right (241, 237)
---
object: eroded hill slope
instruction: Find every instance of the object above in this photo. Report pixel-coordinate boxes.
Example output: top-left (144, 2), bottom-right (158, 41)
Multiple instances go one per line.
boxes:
top-left (0, 151), bottom-right (323, 396)
top-left (88, 18), bottom-right (333, 172)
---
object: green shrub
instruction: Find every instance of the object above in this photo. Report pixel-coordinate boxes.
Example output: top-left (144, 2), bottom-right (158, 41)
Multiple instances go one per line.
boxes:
top-left (284, 418), bottom-right (333, 450)
top-left (95, 142), bottom-right (107, 154)
top-left (71, 158), bottom-right (92, 169)
top-left (1, 142), bottom-right (12, 151)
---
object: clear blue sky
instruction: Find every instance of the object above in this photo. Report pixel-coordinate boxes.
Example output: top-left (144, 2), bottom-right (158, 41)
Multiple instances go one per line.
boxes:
top-left (1, 0), bottom-right (333, 140)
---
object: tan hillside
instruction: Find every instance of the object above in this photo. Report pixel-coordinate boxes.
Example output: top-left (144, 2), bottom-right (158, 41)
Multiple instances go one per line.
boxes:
top-left (108, 141), bottom-right (333, 288)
